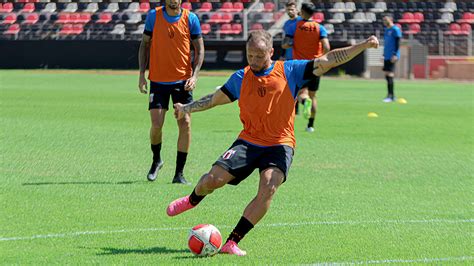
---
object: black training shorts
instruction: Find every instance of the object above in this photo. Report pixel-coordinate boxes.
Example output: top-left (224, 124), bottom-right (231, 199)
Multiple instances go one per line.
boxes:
top-left (383, 60), bottom-right (396, 72)
top-left (149, 82), bottom-right (193, 110)
top-left (214, 139), bottom-right (294, 185)
top-left (303, 75), bottom-right (321, 92)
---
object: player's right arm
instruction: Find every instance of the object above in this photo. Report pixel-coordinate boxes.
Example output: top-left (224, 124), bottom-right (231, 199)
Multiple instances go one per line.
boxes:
top-left (173, 89), bottom-right (232, 120)
top-left (138, 34), bottom-right (151, 94)
top-left (138, 9), bottom-right (155, 94)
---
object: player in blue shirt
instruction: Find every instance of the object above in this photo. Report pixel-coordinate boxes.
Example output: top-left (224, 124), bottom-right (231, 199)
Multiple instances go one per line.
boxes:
top-left (382, 15), bottom-right (402, 102)
top-left (281, 1), bottom-right (299, 61)
top-left (281, 1), bottom-right (300, 114)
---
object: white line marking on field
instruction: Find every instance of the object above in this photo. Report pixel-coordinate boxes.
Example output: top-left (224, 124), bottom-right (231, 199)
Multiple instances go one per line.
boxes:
top-left (0, 218), bottom-right (472, 242)
top-left (309, 256), bottom-right (474, 265)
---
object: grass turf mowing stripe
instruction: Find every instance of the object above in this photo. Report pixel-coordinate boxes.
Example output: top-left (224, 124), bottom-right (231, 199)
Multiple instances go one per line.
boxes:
top-left (309, 256), bottom-right (474, 265)
top-left (2, 218), bottom-right (472, 242)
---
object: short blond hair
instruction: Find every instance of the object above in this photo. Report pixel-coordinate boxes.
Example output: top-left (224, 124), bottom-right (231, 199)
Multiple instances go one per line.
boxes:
top-left (247, 30), bottom-right (273, 51)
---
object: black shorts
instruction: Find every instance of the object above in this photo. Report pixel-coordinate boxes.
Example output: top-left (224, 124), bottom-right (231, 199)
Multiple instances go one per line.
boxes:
top-left (302, 76), bottom-right (320, 92)
top-left (214, 139), bottom-right (294, 185)
top-left (149, 82), bottom-right (193, 110)
top-left (383, 60), bottom-right (396, 72)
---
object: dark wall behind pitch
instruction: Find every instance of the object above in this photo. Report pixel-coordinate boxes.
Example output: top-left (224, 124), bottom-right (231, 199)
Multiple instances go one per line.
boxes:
top-left (0, 40), bottom-right (365, 75)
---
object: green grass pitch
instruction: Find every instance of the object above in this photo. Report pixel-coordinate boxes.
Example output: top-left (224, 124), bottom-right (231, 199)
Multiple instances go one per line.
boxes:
top-left (0, 70), bottom-right (472, 264)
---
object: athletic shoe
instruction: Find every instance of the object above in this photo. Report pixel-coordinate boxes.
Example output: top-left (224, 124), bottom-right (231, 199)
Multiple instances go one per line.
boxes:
top-left (303, 98), bottom-right (312, 119)
top-left (147, 160), bottom-right (164, 181)
top-left (305, 127), bottom-right (315, 133)
top-left (382, 97), bottom-right (395, 103)
top-left (172, 172), bottom-right (191, 185)
top-left (166, 195), bottom-right (195, 216)
top-left (220, 240), bottom-right (247, 256)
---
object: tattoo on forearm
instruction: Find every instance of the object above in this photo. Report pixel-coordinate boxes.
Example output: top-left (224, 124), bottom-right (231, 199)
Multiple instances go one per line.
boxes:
top-left (183, 94), bottom-right (213, 113)
top-left (332, 49), bottom-right (349, 64)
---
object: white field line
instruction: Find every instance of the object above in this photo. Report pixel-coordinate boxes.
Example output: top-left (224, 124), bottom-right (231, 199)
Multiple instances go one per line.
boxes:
top-left (310, 256), bottom-right (474, 265)
top-left (1, 218), bottom-right (472, 242)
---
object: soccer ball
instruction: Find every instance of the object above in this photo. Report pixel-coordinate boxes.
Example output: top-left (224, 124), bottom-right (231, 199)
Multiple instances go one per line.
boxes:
top-left (188, 224), bottom-right (222, 256)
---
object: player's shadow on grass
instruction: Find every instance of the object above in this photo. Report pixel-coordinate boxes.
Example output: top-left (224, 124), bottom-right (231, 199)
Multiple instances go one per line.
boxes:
top-left (98, 246), bottom-right (188, 255)
top-left (22, 181), bottom-right (143, 186)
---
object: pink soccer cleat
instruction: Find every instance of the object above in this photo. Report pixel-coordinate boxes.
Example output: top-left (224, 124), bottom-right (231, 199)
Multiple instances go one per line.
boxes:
top-left (166, 195), bottom-right (195, 216)
top-left (220, 240), bottom-right (247, 256)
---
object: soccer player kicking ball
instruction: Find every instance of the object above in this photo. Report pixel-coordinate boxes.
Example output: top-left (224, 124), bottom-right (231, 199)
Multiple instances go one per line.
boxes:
top-left (167, 30), bottom-right (379, 256)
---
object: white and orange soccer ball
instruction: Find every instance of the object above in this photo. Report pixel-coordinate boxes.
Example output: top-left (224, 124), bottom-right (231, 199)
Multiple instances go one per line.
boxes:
top-left (187, 224), bottom-right (222, 256)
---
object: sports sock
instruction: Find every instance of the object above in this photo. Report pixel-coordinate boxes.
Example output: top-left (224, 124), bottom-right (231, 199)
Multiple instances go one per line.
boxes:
top-left (226, 216), bottom-right (254, 244)
top-left (189, 188), bottom-right (205, 206)
top-left (386, 76), bottom-right (394, 98)
top-left (175, 151), bottom-right (188, 176)
top-left (308, 117), bottom-right (315, 128)
top-left (151, 143), bottom-right (162, 163)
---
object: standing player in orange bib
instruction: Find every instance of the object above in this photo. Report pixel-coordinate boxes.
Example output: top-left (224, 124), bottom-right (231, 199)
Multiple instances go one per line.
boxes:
top-left (138, 0), bottom-right (204, 184)
top-left (166, 30), bottom-right (379, 255)
top-left (283, 2), bottom-right (330, 132)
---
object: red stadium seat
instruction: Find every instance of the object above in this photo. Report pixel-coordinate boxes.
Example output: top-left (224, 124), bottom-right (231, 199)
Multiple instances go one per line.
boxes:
top-left (139, 2), bottom-right (150, 13)
top-left (78, 13), bottom-right (91, 24)
top-left (263, 2), bottom-right (275, 12)
top-left (21, 3), bottom-right (35, 13)
top-left (182, 2), bottom-right (192, 11)
top-left (458, 12), bottom-right (474, 24)
top-left (56, 13), bottom-right (71, 24)
top-left (197, 2), bottom-right (212, 12)
top-left (2, 13), bottom-right (17, 25)
top-left (221, 13), bottom-right (232, 23)
top-left (97, 13), bottom-right (112, 24)
top-left (72, 24), bottom-right (83, 34)
top-left (4, 24), bottom-right (20, 35)
top-left (23, 13), bottom-right (39, 24)
top-left (398, 12), bottom-right (415, 23)
top-left (405, 23), bottom-right (420, 34)
top-left (460, 23), bottom-right (472, 34)
top-left (59, 23), bottom-right (83, 35)
top-left (312, 12), bottom-right (324, 23)
top-left (2, 2), bottom-right (14, 13)
top-left (219, 23), bottom-right (233, 34)
top-left (250, 23), bottom-right (263, 30)
top-left (413, 12), bottom-right (424, 23)
top-left (445, 23), bottom-right (462, 35)
top-left (231, 23), bottom-right (242, 34)
top-left (208, 13), bottom-right (222, 24)
top-left (69, 13), bottom-right (80, 24)
top-left (201, 23), bottom-right (211, 34)
top-left (59, 24), bottom-right (73, 35)
top-left (219, 2), bottom-right (233, 12)
top-left (233, 2), bottom-right (244, 12)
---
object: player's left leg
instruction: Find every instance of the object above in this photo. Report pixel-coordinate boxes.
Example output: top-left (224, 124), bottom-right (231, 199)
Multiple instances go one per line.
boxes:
top-left (298, 87), bottom-right (312, 119)
top-left (306, 76), bottom-right (320, 132)
top-left (171, 83), bottom-right (193, 184)
top-left (221, 167), bottom-right (285, 256)
top-left (222, 144), bottom-right (292, 256)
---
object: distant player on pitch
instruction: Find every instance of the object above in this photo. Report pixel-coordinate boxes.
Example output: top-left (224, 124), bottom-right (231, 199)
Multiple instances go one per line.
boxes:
top-left (282, 2), bottom-right (330, 132)
top-left (138, 0), bottom-right (204, 184)
top-left (166, 30), bottom-right (379, 256)
top-left (382, 15), bottom-right (402, 102)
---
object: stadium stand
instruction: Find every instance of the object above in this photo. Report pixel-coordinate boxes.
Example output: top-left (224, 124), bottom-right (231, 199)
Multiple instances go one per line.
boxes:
top-left (0, 0), bottom-right (472, 56)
